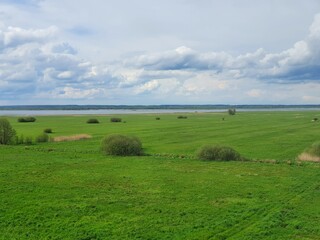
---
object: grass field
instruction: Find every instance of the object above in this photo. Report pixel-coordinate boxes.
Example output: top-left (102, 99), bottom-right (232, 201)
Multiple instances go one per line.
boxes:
top-left (1, 111), bottom-right (320, 239)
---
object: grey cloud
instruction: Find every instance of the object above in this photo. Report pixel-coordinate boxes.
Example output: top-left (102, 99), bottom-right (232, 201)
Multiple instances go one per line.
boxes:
top-left (51, 42), bottom-right (77, 55)
top-left (124, 14), bottom-right (320, 83)
top-left (126, 46), bottom-right (231, 71)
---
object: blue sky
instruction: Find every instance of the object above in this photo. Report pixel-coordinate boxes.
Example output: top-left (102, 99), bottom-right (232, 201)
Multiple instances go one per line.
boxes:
top-left (0, 0), bottom-right (320, 105)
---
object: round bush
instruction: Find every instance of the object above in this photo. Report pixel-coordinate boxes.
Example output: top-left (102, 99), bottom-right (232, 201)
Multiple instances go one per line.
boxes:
top-left (87, 118), bottom-right (99, 124)
top-left (36, 133), bottom-right (49, 143)
top-left (18, 117), bottom-right (36, 122)
top-left (110, 117), bottom-right (122, 122)
top-left (196, 145), bottom-right (241, 161)
top-left (155, 117), bottom-right (160, 120)
top-left (101, 134), bottom-right (143, 156)
top-left (44, 128), bottom-right (53, 133)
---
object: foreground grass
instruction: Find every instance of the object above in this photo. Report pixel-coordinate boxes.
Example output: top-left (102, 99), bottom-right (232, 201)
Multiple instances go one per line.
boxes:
top-left (1, 111), bottom-right (320, 239)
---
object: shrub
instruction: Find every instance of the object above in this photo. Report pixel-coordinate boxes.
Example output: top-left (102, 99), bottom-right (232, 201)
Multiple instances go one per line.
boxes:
top-left (110, 117), bottom-right (122, 122)
top-left (196, 145), bottom-right (241, 161)
top-left (17, 117), bottom-right (36, 122)
top-left (177, 115), bottom-right (188, 119)
top-left (0, 118), bottom-right (16, 145)
top-left (87, 118), bottom-right (99, 124)
top-left (44, 128), bottom-right (53, 133)
top-left (36, 133), bottom-right (49, 143)
top-left (228, 108), bottom-right (236, 115)
top-left (155, 117), bottom-right (161, 120)
top-left (101, 134), bottom-right (143, 156)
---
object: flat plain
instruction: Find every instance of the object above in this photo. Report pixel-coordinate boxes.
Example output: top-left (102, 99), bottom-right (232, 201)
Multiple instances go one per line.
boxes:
top-left (1, 111), bottom-right (320, 239)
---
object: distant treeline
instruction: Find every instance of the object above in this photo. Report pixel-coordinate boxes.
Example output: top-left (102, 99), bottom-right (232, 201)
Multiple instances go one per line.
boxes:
top-left (0, 105), bottom-right (320, 110)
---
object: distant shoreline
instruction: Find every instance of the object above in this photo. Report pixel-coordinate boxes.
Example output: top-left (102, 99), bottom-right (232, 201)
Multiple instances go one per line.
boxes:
top-left (0, 104), bottom-right (320, 111)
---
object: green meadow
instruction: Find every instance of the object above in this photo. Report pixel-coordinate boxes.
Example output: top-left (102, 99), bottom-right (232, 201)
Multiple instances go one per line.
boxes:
top-left (1, 111), bottom-right (320, 239)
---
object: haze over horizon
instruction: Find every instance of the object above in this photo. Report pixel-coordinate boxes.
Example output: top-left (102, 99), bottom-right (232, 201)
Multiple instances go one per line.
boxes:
top-left (1, 0), bottom-right (320, 105)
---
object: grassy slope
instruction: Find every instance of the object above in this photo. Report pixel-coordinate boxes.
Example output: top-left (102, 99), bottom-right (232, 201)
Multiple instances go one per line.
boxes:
top-left (1, 111), bottom-right (320, 239)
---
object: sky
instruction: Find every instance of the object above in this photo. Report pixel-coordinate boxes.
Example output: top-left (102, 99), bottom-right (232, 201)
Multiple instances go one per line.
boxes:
top-left (0, 0), bottom-right (320, 105)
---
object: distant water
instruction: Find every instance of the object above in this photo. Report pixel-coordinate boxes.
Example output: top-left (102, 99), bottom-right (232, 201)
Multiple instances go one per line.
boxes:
top-left (0, 109), bottom-right (222, 116)
top-left (0, 108), bottom-right (319, 116)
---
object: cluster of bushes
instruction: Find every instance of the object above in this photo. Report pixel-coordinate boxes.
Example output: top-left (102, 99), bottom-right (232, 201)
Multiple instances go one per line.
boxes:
top-left (17, 117), bottom-right (36, 122)
top-left (177, 115), bottom-right (188, 119)
top-left (87, 118), bottom-right (99, 124)
top-left (15, 135), bottom-right (33, 145)
top-left (155, 117), bottom-right (161, 120)
top-left (0, 118), bottom-right (53, 145)
top-left (110, 117), bottom-right (122, 122)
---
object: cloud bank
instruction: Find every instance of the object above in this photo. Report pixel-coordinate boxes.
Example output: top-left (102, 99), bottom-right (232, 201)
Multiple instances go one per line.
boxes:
top-left (0, 13), bottom-right (320, 104)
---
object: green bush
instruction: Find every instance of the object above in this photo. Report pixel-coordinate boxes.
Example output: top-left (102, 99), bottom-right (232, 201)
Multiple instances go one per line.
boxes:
top-left (177, 115), bottom-right (187, 119)
top-left (87, 118), bottom-right (99, 124)
top-left (110, 117), bottom-right (122, 122)
top-left (0, 118), bottom-right (16, 145)
top-left (101, 134), bottom-right (143, 156)
top-left (17, 117), bottom-right (36, 122)
top-left (36, 133), bottom-right (49, 143)
top-left (196, 145), bottom-right (241, 161)
top-left (228, 108), bottom-right (236, 115)
top-left (155, 117), bottom-right (161, 120)
top-left (44, 128), bottom-right (53, 133)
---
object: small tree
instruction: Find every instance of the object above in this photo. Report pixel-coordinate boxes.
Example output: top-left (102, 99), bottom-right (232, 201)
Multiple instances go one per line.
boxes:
top-left (0, 118), bottom-right (16, 145)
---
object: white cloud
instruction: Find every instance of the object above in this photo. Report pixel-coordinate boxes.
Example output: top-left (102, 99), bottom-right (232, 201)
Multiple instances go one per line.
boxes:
top-left (48, 87), bottom-right (104, 99)
top-left (57, 71), bottom-right (74, 79)
top-left (2, 25), bottom-right (58, 48)
top-left (246, 89), bottom-right (263, 98)
top-left (134, 80), bottom-right (160, 94)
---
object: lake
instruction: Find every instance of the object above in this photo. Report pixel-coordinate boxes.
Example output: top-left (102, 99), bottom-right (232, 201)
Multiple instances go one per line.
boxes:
top-left (0, 108), bottom-right (319, 116)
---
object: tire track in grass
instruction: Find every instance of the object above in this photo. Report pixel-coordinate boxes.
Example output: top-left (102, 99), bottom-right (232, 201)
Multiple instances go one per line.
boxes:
top-left (218, 171), bottom-right (320, 239)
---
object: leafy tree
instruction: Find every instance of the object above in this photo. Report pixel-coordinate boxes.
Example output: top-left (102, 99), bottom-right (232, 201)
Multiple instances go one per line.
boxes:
top-left (0, 118), bottom-right (16, 145)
